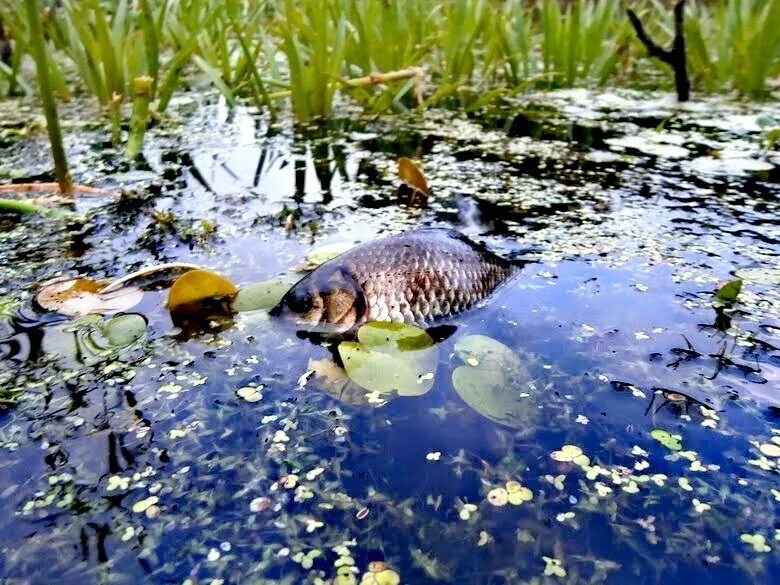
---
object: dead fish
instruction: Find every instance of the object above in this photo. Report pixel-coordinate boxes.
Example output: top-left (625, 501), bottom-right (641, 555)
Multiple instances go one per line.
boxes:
top-left (272, 228), bottom-right (517, 332)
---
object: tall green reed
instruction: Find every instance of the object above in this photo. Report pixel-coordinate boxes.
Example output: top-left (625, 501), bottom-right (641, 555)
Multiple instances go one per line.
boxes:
top-left (686, 0), bottom-right (780, 96)
top-left (539, 0), bottom-right (629, 88)
top-left (0, 0), bottom-right (66, 97)
top-left (47, 0), bottom-right (169, 151)
top-left (3, 0), bottom-right (780, 134)
top-left (23, 0), bottom-right (71, 193)
top-left (343, 0), bottom-right (431, 110)
top-left (276, 0), bottom-right (348, 122)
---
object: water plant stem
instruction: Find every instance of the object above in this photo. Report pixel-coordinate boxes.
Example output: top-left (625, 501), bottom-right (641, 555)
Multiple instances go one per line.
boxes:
top-left (127, 76), bottom-right (154, 160)
top-left (0, 183), bottom-right (112, 195)
top-left (266, 67), bottom-right (426, 103)
top-left (627, 0), bottom-right (690, 101)
top-left (23, 0), bottom-right (72, 194)
top-left (0, 197), bottom-right (46, 214)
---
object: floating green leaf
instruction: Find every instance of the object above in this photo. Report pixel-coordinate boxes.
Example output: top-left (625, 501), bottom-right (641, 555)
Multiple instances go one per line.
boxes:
top-left (740, 533), bottom-right (771, 553)
top-left (650, 429), bottom-right (682, 451)
top-left (299, 242), bottom-right (354, 271)
top-left (101, 314), bottom-right (148, 348)
top-left (232, 280), bottom-right (291, 312)
top-left (357, 321), bottom-right (434, 352)
top-left (338, 322), bottom-right (437, 397)
top-left (41, 313), bottom-right (147, 366)
top-left (451, 335), bottom-right (535, 428)
top-left (715, 279), bottom-right (742, 302)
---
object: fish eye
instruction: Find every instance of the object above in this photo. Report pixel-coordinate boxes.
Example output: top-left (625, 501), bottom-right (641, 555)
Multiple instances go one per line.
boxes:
top-left (286, 291), bottom-right (312, 314)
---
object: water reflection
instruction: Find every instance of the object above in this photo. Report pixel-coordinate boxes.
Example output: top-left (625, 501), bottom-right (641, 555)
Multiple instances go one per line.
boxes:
top-left (1, 91), bottom-right (779, 584)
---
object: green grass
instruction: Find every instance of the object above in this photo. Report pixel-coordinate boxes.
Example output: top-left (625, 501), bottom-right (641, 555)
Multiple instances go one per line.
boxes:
top-left (23, 0), bottom-right (71, 193)
top-left (276, 0), bottom-right (348, 122)
top-left (0, 0), bottom-right (777, 134)
top-left (686, 0), bottom-right (780, 96)
top-left (539, 0), bottom-right (631, 88)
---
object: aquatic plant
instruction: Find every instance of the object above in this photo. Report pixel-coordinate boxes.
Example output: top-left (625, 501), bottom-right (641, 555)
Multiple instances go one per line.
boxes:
top-left (686, 0), bottom-right (780, 96)
top-left (22, 0), bottom-right (71, 194)
top-left (38, 0), bottom-right (171, 154)
top-left (276, 0), bottom-right (348, 122)
top-left (539, 0), bottom-right (630, 88)
top-left (343, 0), bottom-right (431, 110)
top-left (165, 0), bottom-right (276, 113)
top-left (0, 1), bottom-right (42, 97)
top-left (1, 0), bottom-right (779, 131)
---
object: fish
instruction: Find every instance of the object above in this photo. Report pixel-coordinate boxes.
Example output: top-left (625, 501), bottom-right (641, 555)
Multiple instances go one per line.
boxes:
top-left (271, 228), bottom-right (518, 332)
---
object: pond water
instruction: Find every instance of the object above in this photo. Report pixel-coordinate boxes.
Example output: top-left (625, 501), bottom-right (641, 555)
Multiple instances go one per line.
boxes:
top-left (1, 89), bottom-right (779, 584)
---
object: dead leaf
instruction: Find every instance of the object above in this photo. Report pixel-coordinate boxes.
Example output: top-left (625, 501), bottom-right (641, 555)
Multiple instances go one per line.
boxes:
top-left (37, 276), bottom-right (143, 316)
top-left (101, 262), bottom-right (202, 293)
top-left (167, 269), bottom-right (237, 311)
top-left (398, 157), bottom-right (429, 195)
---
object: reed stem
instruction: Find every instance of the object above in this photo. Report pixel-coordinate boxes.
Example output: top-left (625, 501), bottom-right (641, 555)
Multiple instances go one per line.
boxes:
top-left (23, 0), bottom-right (72, 194)
top-left (126, 76), bottom-right (153, 160)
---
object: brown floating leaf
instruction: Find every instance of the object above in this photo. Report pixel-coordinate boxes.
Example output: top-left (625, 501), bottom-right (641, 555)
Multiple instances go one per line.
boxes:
top-left (101, 262), bottom-right (202, 293)
top-left (398, 157), bottom-right (429, 195)
top-left (37, 276), bottom-right (143, 316)
top-left (167, 269), bottom-right (237, 311)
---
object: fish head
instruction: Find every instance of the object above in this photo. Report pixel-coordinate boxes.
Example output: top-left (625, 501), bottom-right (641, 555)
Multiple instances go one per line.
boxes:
top-left (271, 266), bottom-right (366, 333)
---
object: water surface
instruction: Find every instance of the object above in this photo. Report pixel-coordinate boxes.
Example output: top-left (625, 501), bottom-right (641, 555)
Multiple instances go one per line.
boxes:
top-left (0, 90), bottom-right (778, 584)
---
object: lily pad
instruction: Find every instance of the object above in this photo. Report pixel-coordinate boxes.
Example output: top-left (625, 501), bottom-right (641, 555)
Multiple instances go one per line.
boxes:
top-left (689, 156), bottom-right (774, 175)
top-left (41, 314), bottom-right (147, 366)
top-left (37, 277), bottom-right (143, 316)
top-left (102, 314), bottom-right (148, 348)
top-left (232, 279), bottom-right (291, 312)
top-left (167, 269), bottom-right (237, 311)
top-left (734, 267), bottom-right (780, 286)
top-left (338, 322), bottom-right (437, 397)
top-left (357, 321), bottom-right (435, 352)
top-left (605, 134), bottom-right (690, 159)
top-left (715, 279), bottom-right (742, 302)
top-left (451, 335), bottom-right (535, 429)
top-left (298, 243), bottom-right (354, 271)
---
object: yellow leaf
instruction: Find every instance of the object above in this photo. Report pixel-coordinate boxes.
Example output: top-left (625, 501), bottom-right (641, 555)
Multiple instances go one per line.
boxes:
top-left (167, 269), bottom-right (237, 311)
top-left (398, 157), bottom-right (429, 195)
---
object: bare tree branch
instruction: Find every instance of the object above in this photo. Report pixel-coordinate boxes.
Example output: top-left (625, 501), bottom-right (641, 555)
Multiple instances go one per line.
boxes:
top-left (627, 0), bottom-right (690, 101)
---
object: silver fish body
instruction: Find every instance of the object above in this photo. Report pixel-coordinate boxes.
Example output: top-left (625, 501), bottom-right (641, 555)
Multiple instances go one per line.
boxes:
top-left (273, 228), bottom-right (516, 332)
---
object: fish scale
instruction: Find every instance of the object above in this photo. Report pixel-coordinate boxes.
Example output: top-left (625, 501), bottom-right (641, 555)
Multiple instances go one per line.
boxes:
top-left (273, 227), bottom-right (518, 331)
top-left (339, 228), bottom-right (515, 325)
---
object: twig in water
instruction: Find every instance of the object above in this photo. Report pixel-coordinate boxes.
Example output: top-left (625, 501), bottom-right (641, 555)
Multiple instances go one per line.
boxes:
top-left (0, 183), bottom-right (113, 195)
